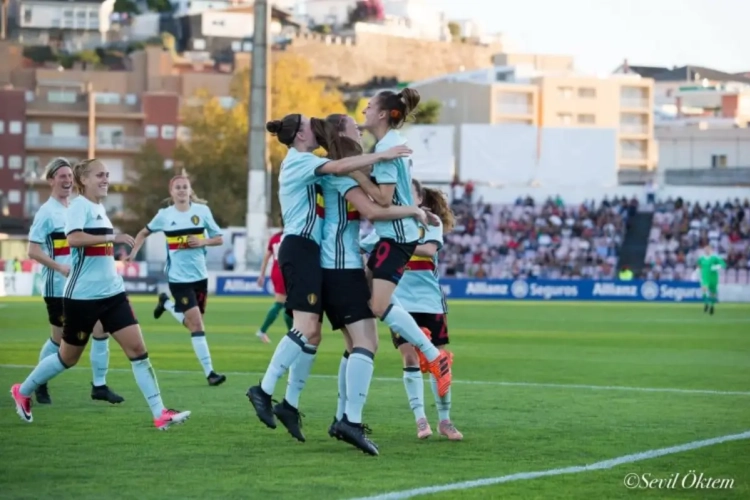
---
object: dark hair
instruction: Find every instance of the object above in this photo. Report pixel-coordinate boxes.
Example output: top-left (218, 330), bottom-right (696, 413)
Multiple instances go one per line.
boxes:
top-left (266, 114), bottom-right (302, 147)
top-left (310, 116), bottom-right (363, 160)
top-left (412, 178), bottom-right (454, 232)
top-left (376, 88), bottom-right (421, 128)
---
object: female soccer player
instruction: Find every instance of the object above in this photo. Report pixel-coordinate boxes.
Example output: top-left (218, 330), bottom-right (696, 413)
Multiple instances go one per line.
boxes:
top-left (246, 113), bottom-right (412, 437)
top-left (26, 158), bottom-right (123, 405)
top-left (391, 179), bottom-right (462, 440)
top-left (129, 174), bottom-right (226, 386)
top-left (313, 113), bottom-right (432, 454)
top-left (350, 88), bottom-right (452, 398)
top-left (255, 227), bottom-right (292, 343)
top-left (10, 159), bottom-right (191, 430)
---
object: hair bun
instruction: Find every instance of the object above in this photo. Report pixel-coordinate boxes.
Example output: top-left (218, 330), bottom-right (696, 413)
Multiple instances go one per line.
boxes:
top-left (266, 120), bottom-right (283, 134)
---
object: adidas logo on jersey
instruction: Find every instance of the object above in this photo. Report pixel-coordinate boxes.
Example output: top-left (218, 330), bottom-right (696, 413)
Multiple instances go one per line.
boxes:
top-left (96, 215), bottom-right (103, 220)
top-left (171, 221), bottom-right (177, 225)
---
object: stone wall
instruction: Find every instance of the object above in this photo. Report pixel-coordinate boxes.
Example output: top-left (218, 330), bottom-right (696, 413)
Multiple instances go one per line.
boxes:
top-left (281, 31), bottom-right (502, 86)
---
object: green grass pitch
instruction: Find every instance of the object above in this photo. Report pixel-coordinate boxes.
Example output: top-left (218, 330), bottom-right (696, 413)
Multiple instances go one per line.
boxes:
top-left (1, 297), bottom-right (749, 499)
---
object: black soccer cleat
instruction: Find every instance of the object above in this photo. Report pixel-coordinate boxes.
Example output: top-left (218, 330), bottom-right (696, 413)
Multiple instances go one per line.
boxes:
top-left (207, 371), bottom-right (227, 386)
top-left (273, 400), bottom-right (306, 442)
top-left (704, 303), bottom-right (708, 313)
top-left (35, 384), bottom-right (52, 405)
top-left (328, 417), bottom-right (343, 440)
top-left (709, 305), bottom-right (714, 315)
top-left (247, 385), bottom-right (276, 429)
top-left (91, 384), bottom-right (125, 404)
top-left (335, 415), bottom-right (379, 456)
top-left (154, 292), bottom-right (169, 319)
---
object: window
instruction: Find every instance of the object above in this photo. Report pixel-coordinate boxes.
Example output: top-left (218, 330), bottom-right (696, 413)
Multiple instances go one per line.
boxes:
top-left (9, 156), bottom-right (23, 169)
top-left (164, 159), bottom-right (174, 169)
top-left (105, 159), bottom-right (124, 183)
top-left (242, 42), bottom-right (253, 52)
top-left (25, 90), bottom-right (34, 102)
top-left (95, 93), bottom-right (121, 105)
top-left (557, 113), bottom-right (573, 125)
top-left (0, 121), bottom-right (4, 134)
top-left (711, 154), bottom-right (727, 168)
top-left (97, 125), bottom-right (124, 147)
top-left (578, 87), bottom-right (596, 98)
top-left (177, 126), bottom-right (191, 142)
top-left (219, 97), bottom-right (236, 109)
top-left (145, 125), bottom-right (159, 138)
top-left (125, 94), bottom-right (137, 105)
top-left (25, 157), bottom-right (40, 175)
top-left (161, 125), bottom-right (175, 139)
top-left (577, 114), bottom-right (596, 124)
top-left (52, 123), bottom-right (80, 137)
top-left (9, 121), bottom-right (22, 134)
top-left (63, 9), bottom-right (73, 18)
top-left (231, 41), bottom-right (241, 52)
top-left (23, 7), bottom-right (32, 24)
top-left (558, 87), bottom-right (573, 99)
top-left (48, 91), bottom-right (77, 103)
top-left (8, 190), bottom-right (21, 204)
top-left (26, 122), bottom-right (40, 137)
top-left (193, 39), bottom-right (206, 50)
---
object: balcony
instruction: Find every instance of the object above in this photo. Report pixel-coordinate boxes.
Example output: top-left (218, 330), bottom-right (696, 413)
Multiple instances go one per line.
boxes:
top-left (96, 137), bottom-right (146, 152)
top-left (619, 123), bottom-right (649, 135)
top-left (26, 95), bottom-right (89, 117)
top-left (95, 103), bottom-right (145, 119)
top-left (25, 135), bottom-right (89, 150)
top-left (620, 98), bottom-right (649, 110)
top-left (664, 167), bottom-right (750, 186)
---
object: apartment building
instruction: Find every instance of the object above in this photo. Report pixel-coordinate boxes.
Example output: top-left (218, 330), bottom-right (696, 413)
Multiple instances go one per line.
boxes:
top-left (0, 40), bottom-right (243, 219)
top-left (413, 54), bottom-right (656, 174)
top-left (9, 0), bottom-right (116, 51)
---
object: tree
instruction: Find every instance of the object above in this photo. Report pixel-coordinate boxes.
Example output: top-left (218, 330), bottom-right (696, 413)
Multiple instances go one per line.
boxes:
top-left (123, 142), bottom-right (171, 234)
top-left (447, 22), bottom-right (461, 40)
top-left (125, 53), bottom-right (347, 227)
top-left (412, 99), bottom-right (441, 125)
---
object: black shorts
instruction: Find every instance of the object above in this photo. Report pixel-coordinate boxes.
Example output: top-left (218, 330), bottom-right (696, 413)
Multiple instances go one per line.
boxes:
top-left (322, 269), bottom-right (374, 331)
top-left (63, 292), bottom-right (138, 346)
top-left (44, 297), bottom-right (65, 327)
top-left (366, 238), bottom-right (418, 285)
top-left (279, 235), bottom-right (323, 316)
top-left (392, 312), bottom-right (449, 349)
top-left (169, 279), bottom-right (208, 314)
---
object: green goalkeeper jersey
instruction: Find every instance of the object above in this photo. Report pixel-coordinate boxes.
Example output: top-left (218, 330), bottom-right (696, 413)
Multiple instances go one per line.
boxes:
top-left (697, 254), bottom-right (726, 283)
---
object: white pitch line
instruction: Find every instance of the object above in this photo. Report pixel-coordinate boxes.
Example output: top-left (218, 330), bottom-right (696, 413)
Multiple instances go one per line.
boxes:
top-left (349, 430), bottom-right (750, 500)
top-left (1, 364), bottom-right (748, 397)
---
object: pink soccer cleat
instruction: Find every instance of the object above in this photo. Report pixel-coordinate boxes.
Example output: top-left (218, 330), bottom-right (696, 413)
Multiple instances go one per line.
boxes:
top-left (439, 420), bottom-right (463, 441)
top-left (416, 418), bottom-right (433, 439)
top-left (154, 408), bottom-right (191, 430)
top-left (10, 384), bottom-right (33, 423)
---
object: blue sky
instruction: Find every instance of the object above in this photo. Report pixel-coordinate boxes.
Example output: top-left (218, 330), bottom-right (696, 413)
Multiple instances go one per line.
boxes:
top-left (432, 0), bottom-right (747, 75)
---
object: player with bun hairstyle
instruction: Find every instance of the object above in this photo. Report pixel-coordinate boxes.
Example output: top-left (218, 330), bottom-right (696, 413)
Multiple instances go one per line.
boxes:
top-left (11, 159), bottom-right (191, 430)
top-left (350, 88), bottom-right (453, 399)
top-left (247, 113), bottom-right (412, 439)
top-left (316, 113), bottom-right (433, 454)
top-left (128, 173), bottom-right (226, 387)
top-left (26, 157), bottom-right (123, 406)
top-left (391, 179), bottom-right (462, 440)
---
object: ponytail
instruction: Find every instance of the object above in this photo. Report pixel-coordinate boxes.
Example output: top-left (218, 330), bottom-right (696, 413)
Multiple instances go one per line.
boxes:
top-left (412, 179), bottom-right (454, 232)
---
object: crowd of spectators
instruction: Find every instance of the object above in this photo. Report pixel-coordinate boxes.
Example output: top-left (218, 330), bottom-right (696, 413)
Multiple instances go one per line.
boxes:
top-left (644, 197), bottom-right (750, 283)
top-left (439, 194), bottom-right (631, 279)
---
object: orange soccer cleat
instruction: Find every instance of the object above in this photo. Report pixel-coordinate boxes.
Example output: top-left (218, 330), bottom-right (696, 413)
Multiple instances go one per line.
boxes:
top-left (415, 327), bottom-right (432, 373)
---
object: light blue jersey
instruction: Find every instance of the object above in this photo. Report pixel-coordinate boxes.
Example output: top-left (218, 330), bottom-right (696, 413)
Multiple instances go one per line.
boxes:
top-left (28, 197), bottom-right (70, 297)
top-left (64, 196), bottom-right (124, 300)
top-left (321, 175), bottom-right (363, 269)
top-left (371, 130), bottom-right (420, 243)
top-left (146, 203), bottom-right (222, 283)
top-left (279, 148), bottom-right (329, 246)
top-left (393, 220), bottom-right (446, 314)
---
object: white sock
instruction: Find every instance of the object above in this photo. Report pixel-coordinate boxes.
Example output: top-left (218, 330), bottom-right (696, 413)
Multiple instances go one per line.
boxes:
top-left (130, 355), bottom-right (165, 418)
top-left (284, 345), bottom-right (317, 409)
top-left (336, 351), bottom-right (349, 420)
top-left (190, 332), bottom-right (214, 376)
top-left (38, 338), bottom-right (59, 362)
top-left (90, 337), bottom-right (110, 386)
top-left (403, 366), bottom-right (426, 421)
top-left (164, 299), bottom-right (185, 325)
top-left (344, 348), bottom-right (375, 424)
top-left (430, 373), bottom-right (452, 421)
top-left (260, 329), bottom-right (306, 396)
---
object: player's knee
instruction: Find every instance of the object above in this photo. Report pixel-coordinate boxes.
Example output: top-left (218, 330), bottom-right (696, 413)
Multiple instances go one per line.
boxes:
top-left (183, 308), bottom-right (203, 331)
top-left (370, 299), bottom-right (390, 319)
top-left (58, 343), bottom-right (85, 367)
